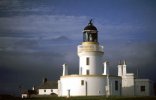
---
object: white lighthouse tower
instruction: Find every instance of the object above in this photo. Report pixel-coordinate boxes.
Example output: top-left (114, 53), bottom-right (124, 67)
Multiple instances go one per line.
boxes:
top-left (78, 20), bottom-right (104, 75)
top-left (58, 20), bottom-right (122, 97)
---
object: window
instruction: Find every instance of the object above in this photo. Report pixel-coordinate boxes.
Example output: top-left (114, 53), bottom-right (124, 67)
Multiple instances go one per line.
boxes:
top-left (115, 81), bottom-right (118, 91)
top-left (83, 32), bottom-right (89, 42)
top-left (86, 57), bottom-right (89, 65)
top-left (51, 89), bottom-right (53, 92)
top-left (44, 90), bottom-right (46, 92)
top-left (86, 70), bottom-right (90, 75)
top-left (140, 86), bottom-right (145, 92)
top-left (81, 80), bottom-right (84, 86)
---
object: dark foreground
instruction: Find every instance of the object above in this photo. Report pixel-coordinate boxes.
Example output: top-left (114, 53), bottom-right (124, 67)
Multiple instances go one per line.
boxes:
top-left (25, 96), bottom-right (156, 100)
top-left (1, 95), bottom-right (156, 100)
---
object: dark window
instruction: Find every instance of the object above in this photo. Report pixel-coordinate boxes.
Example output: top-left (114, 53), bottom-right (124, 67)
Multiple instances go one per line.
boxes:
top-left (51, 89), bottom-right (53, 92)
top-left (81, 80), bottom-right (84, 85)
top-left (92, 33), bottom-right (97, 42)
top-left (86, 57), bottom-right (89, 65)
top-left (44, 90), bottom-right (46, 92)
top-left (115, 81), bottom-right (118, 91)
top-left (89, 33), bottom-right (92, 41)
top-left (140, 86), bottom-right (145, 92)
top-left (83, 32), bottom-right (89, 42)
top-left (86, 70), bottom-right (90, 75)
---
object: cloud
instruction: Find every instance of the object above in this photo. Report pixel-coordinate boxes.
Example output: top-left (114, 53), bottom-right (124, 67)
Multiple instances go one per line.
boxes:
top-left (0, 15), bottom-right (88, 38)
top-left (0, 0), bottom-right (20, 8)
top-left (97, 20), bottom-right (156, 42)
top-left (0, 0), bottom-right (55, 12)
top-left (1, 14), bottom-right (155, 43)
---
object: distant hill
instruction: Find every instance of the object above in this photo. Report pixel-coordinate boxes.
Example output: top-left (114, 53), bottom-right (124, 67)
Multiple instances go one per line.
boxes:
top-left (12, 35), bottom-right (72, 50)
top-left (50, 36), bottom-right (71, 44)
top-left (39, 36), bottom-right (74, 45)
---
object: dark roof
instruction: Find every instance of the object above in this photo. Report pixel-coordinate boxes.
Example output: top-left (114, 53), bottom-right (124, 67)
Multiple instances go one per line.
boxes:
top-left (22, 90), bottom-right (37, 94)
top-left (84, 19), bottom-right (97, 30)
top-left (22, 90), bottom-right (28, 94)
top-left (38, 81), bottom-right (57, 89)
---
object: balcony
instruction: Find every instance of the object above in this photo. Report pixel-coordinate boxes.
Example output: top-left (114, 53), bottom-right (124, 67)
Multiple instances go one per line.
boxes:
top-left (77, 45), bottom-right (104, 53)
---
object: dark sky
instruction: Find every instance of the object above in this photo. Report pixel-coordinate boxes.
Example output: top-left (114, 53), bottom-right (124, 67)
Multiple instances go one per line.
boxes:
top-left (0, 0), bottom-right (156, 95)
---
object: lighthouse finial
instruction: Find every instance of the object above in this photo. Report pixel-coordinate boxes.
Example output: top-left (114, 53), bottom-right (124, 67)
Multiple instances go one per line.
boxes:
top-left (90, 19), bottom-right (92, 23)
top-left (89, 19), bottom-right (93, 25)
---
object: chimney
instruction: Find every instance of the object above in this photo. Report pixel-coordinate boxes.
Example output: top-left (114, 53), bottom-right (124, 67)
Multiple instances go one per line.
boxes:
top-left (118, 61), bottom-right (123, 76)
top-left (62, 64), bottom-right (68, 76)
top-left (43, 78), bottom-right (47, 83)
top-left (123, 60), bottom-right (127, 75)
top-left (32, 85), bottom-right (35, 90)
top-left (123, 60), bottom-right (126, 65)
top-left (103, 61), bottom-right (109, 75)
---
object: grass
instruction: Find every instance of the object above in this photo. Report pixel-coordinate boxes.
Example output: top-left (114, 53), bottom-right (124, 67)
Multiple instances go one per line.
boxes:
top-left (24, 96), bottom-right (156, 100)
top-left (1, 95), bottom-right (156, 100)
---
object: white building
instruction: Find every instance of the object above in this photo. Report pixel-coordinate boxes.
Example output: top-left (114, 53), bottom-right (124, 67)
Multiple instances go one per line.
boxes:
top-left (21, 92), bottom-right (28, 98)
top-left (135, 79), bottom-right (154, 96)
top-left (57, 20), bottom-right (154, 97)
top-left (38, 78), bottom-right (58, 95)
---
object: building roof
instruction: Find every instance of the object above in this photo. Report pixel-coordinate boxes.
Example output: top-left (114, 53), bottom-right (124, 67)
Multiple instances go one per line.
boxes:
top-left (135, 79), bottom-right (151, 82)
top-left (38, 81), bottom-right (58, 89)
top-left (84, 19), bottom-right (97, 31)
top-left (21, 90), bottom-right (37, 94)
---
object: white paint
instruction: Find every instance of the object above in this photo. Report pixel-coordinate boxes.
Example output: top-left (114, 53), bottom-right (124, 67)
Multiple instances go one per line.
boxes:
top-left (121, 74), bottom-right (134, 96)
top-left (58, 75), bottom-right (121, 97)
top-left (122, 61), bottom-right (127, 75)
top-left (78, 43), bottom-right (104, 75)
top-left (38, 89), bottom-right (52, 95)
top-left (118, 61), bottom-right (135, 96)
top-left (32, 86), bottom-right (35, 90)
top-left (38, 89), bottom-right (58, 95)
top-left (103, 61), bottom-right (109, 75)
top-left (62, 64), bottom-right (68, 76)
top-left (105, 75), bottom-right (110, 97)
top-left (22, 94), bottom-right (28, 98)
top-left (53, 89), bottom-right (59, 95)
top-left (118, 64), bottom-right (123, 76)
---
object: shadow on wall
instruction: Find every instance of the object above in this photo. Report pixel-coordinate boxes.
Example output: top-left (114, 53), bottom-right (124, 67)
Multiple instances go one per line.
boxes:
top-left (122, 86), bottom-right (134, 96)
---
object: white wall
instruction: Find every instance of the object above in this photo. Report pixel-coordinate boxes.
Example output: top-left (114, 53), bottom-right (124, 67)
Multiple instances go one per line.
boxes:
top-left (78, 43), bottom-right (104, 75)
top-left (22, 94), bottom-right (28, 98)
top-left (53, 89), bottom-right (58, 95)
top-left (135, 79), bottom-right (153, 96)
top-left (38, 89), bottom-right (58, 95)
top-left (79, 52), bottom-right (103, 75)
top-left (58, 75), bottom-right (121, 97)
top-left (39, 89), bottom-right (52, 95)
top-left (117, 63), bottom-right (135, 96)
top-left (121, 74), bottom-right (134, 96)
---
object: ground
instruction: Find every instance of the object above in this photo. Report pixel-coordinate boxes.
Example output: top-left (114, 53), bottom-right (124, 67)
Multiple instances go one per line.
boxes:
top-left (26, 96), bottom-right (156, 100)
top-left (1, 95), bottom-right (156, 100)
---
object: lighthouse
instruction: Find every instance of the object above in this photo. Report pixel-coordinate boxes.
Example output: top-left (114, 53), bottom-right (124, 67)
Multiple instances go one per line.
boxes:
top-left (58, 20), bottom-right (122, 97)
top-left (78, 20), bottom-right (104, 75)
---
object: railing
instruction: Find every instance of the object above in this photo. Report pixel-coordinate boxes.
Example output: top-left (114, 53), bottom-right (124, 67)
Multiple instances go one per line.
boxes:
top-left (77, 45), bottom-right (104, 53)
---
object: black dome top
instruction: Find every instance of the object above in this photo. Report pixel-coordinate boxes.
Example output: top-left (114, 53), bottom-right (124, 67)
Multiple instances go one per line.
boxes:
top-left (84, 19), bottom-right (97, 30)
